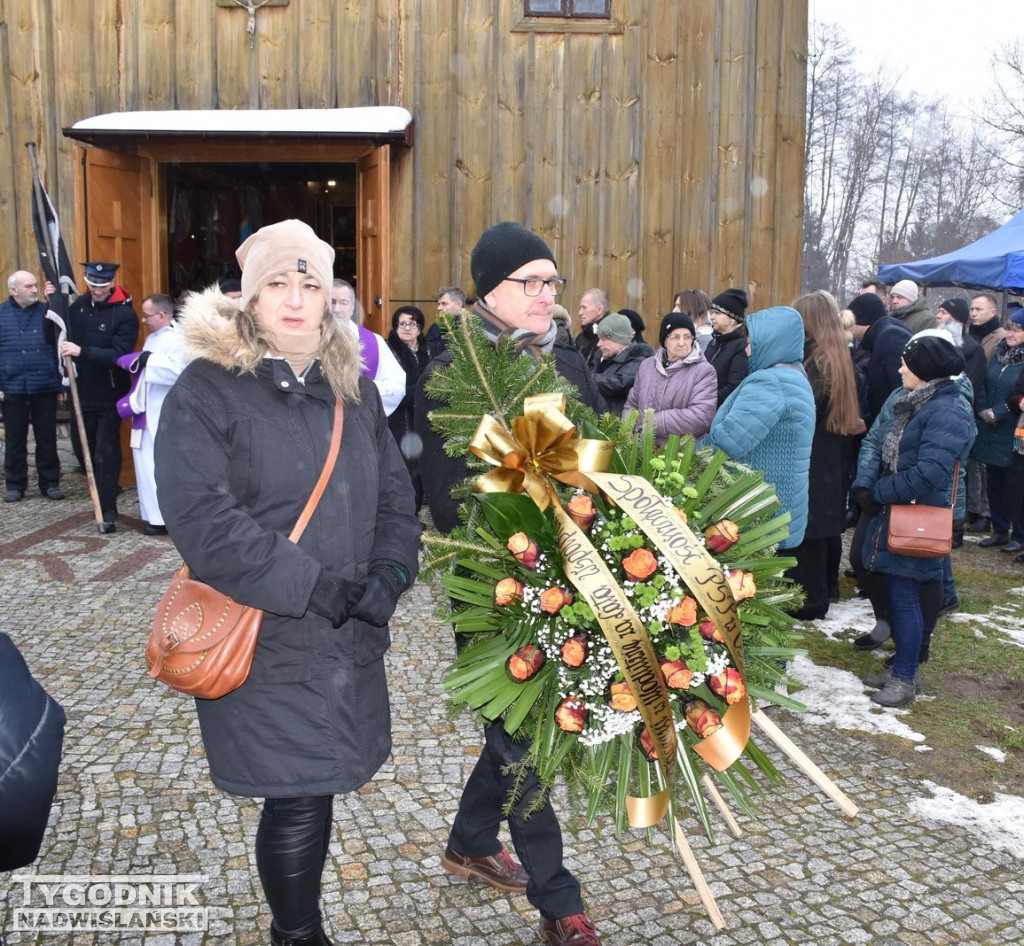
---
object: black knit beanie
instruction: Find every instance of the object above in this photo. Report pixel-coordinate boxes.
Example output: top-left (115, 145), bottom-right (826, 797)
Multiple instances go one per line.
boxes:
top-left (659, 312), bottom-right (696, 347)
top-left (709, 288), bottom-right (749, 322)
top-left (470, 222), bottom-right (557, 300)
top-left (849, 292), bottom-right (887, 327)
top-left (902, 334), bottom-right (965, 381)
top-left (938, 297), bottom-right (970, 326)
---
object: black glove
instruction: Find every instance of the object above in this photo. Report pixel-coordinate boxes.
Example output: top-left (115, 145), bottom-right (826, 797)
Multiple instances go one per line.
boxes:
top-left (347, 561), bottom-right (410, 627)
top-left (855, 487), bottom-right (882, 518)
top-left (308, 570), bottom-right (361, 628)
top-left (136, 350), bottom-right (151, 368)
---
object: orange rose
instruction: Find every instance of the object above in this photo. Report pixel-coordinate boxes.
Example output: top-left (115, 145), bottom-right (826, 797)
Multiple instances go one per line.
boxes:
top-left (560, 634), bottom-right (590, 667)
top-left (494, 577), bottom-right (524, 606)
top-left (708, 667), bottom-right (746, 705)
top-left (699, 618), bottom-right (725, 643)
top-left (727, 569), bottom-right (757, 601)
top-left (507, 532), bottom-right (540, 569)
top-left (609, 680), bottom-right (638, 712)
top-left (555, 697), bottom-right (587, 733)
top-left (622, 548), bottom-right (658, 581)
top-left (667, 596), bottom-right (698, 627)
top-left (639, 728), bottom-right (659, 761)
top-left (704, 519), bottom-right (740, 553)
top-left (566, 494), bottom-right (597, 531)
top-left (674, 507), bottom-right (688, 525)
top-left (660, 658), bottom-right (693, 690)
top-left (507, 644), bottom-right (545, 681)
top-left (685, 699), bottom-right (723, 738)
top-left (539, 587), bottom-right (573, 615)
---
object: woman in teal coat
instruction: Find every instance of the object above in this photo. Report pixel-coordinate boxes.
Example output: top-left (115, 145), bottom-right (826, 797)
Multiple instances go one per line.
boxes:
top-left (705, 305), bottom-right (816, 550)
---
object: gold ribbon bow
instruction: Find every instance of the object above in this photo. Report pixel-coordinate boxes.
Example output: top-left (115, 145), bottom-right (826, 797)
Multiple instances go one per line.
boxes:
top-left (469, 393), bottom-right (614, 508)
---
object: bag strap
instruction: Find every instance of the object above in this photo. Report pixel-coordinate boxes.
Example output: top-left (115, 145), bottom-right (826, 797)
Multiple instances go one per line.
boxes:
top-left (288, 399), bottom-right (344, 543)
top-left (949, 461), bottom-right (959, 510)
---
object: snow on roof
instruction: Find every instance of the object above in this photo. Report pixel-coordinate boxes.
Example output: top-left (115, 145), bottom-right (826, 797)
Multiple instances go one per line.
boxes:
top-left (66, 107), bottom-right (413, 142)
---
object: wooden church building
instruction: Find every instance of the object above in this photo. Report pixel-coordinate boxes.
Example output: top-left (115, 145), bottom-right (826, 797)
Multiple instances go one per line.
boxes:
top-left (0, 0), bottom-right (808, 337)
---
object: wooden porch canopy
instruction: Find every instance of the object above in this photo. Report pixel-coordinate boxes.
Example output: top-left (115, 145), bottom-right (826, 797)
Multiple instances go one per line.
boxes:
top-left (63, 106), bottom-right (415, 146)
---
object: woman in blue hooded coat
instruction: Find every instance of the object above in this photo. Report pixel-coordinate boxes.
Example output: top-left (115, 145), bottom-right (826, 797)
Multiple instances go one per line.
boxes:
top-left (705, 306), bottom-right (816, 550)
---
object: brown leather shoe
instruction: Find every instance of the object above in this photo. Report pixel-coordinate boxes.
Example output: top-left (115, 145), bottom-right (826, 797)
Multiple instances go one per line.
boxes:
top-left (440, 845), bottom-right (528, 893)
top-left (539, 913), bottom-right (600, 946)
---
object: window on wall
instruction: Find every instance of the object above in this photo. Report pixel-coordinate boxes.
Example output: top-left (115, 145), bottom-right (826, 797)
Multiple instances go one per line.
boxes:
top-left (524, 0), bottom-right (611, 17)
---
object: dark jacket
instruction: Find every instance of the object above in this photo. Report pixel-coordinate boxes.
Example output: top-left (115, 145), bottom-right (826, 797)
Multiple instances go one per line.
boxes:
top-left (0, 632), bottom-right (66, 871)
top-left (853, 380), bottom-right (973, 581)
top-left (705, 307), bottom-right (816, 549)
top-left (415, 323), bottom-right (605, 535)
top-left (386, 330), bottom-right (431, 448)
top-left (971, 342), bottom-right (1024, 467)
top-left (66, 286), bottom-right (139, 410)
top-left (594, 341), bottom-right (654, 415)
top-left (961, 333), bottom-right (987, 408)
top-left (154, 290), bottom-right (421, 798)
top-left (0, 296), bottom-right (63, 395)
top-left (575, 324), bottom-right (600, 369)
top-left (705, 326), bottom-right (748, 405)
top-left (858, 315), bottom-right (912, 425)
top-left (803, 344), bottom-right (858, 541)
top-left (969, 316), bottom-right (1006, 362)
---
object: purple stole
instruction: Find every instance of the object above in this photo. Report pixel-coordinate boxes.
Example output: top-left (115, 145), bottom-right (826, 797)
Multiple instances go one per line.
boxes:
top-left (115, 352), bottom-right (147, 431)
top-left (357, 324), bottom-right (380, 379)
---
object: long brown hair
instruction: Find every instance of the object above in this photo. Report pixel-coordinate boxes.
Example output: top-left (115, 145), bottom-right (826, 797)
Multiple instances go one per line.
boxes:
top-left (793, 290), bottom-right (861, 434)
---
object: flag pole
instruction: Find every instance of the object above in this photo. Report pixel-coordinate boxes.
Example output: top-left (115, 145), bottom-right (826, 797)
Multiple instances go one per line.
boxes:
top-left (25, 142), bottom-right (106, 532)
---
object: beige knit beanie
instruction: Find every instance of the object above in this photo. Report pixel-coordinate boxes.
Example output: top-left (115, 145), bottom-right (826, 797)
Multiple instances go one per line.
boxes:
top-left (236, 219), bottom-right (335, 310)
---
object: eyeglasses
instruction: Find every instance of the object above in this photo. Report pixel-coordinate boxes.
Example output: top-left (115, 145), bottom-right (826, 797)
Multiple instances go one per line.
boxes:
top-left (502, 276), bottom-right (566, 297)
top-left (396, 320), bottom-right (419, 329)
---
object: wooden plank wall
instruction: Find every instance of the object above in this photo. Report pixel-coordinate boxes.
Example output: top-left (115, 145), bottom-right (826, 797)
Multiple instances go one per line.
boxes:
top-left (0, 0), bottom-right (806, 328)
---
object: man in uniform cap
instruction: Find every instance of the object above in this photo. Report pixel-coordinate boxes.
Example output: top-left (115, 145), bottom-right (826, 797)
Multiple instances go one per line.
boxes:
top-left (59, 261), bottom-right (139, 532)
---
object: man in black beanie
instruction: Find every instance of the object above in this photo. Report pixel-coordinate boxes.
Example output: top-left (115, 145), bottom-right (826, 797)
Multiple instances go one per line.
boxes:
top-left (414, 222), bottom-right (603, 946)
top-left (849, 291), bottom-right (911, 426)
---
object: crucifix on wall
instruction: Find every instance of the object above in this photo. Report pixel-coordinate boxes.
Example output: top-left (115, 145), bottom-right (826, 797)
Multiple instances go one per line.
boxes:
top-left (218, 0), bottom-right (289, 50)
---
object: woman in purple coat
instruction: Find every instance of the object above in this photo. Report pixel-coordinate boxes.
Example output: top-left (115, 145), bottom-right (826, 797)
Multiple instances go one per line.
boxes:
top-left (624, 313), bottom-right (718, 444)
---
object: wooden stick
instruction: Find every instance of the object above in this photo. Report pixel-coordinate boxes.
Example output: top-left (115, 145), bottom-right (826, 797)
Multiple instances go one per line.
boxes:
top-left (63, 354), bottom-right (105, 530)
top-left (702, 773), bottom-right (742, 838)
top-left (751, 709), bottom-right (859, 818)
top-left (672, 819), bottom-right (726, 930)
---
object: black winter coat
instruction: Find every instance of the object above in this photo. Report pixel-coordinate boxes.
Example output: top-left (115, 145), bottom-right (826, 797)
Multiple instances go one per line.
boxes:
top-left (803, 350), bottom-right (857, 540)
top-left (0, 633), bottom-right (65, 870)
top-left (66, 286), bottom-right (139, 409)
top-left (859, 316), bottom-right (912, 425)
top-left (154, 294), bottom-right (421, 798)
top-left (594, 342), bottom-right (655, 415)
top-left (705, 327), bottom-right (748, 405)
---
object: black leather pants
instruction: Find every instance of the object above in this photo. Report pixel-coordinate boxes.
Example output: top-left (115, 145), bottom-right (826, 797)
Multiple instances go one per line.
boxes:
top-left (256, 795), bottom-right (334, 938)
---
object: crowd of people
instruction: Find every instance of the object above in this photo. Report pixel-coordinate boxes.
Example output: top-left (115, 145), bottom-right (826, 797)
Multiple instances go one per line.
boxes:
top-left (4, 221), bottom-right (1024, 946)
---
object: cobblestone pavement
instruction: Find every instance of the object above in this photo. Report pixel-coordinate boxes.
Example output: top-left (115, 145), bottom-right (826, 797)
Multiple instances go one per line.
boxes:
top-left (1, 447), bottom-right (1022, 945)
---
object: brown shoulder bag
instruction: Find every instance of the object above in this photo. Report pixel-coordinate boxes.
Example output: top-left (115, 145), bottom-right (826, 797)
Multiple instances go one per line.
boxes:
top-left (885, 462), bottom-right (958, 559)
top-left (145, 400), bottom-right (343, 699)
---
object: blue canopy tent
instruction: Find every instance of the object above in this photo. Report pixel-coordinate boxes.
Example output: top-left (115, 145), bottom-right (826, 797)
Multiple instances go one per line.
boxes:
top-left (877, 207), bottom-right (1024, 293)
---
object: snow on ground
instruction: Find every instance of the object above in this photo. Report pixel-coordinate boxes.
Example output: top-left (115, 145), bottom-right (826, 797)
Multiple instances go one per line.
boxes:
top-left (786, 653), bottom-right (926, 742)
top-left (945, 596), bottom-right (1024, 649)
top-left (787, 593), bottom-right (1024, 861)
top-left (910, 782), bottom-right (1024, 859)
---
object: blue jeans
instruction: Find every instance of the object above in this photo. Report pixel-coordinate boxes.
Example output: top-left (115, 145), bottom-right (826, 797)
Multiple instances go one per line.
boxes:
top-left (889, 575), bottom-right (925, 680)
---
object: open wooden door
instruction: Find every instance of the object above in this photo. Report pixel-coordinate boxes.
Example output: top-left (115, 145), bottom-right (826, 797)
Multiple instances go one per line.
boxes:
top-left (356, 145), bottom-right (391, 336)
top-left (74, 146), bottom-right (152, 486)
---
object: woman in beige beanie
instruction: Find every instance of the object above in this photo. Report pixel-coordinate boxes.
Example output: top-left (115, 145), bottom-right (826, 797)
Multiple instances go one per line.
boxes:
top-left (155, 219), bottom-right (422, 946)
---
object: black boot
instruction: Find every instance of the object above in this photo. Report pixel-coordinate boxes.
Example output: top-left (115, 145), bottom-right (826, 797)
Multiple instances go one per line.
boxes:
top-left (852, 620), bottom-right (891, 651)
top-left (270, 925), bottom-right (333, 946)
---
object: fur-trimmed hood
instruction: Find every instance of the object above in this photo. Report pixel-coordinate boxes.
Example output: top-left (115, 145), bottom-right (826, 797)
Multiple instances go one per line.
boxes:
top-left (175, 286), bottom-right (250, 369)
